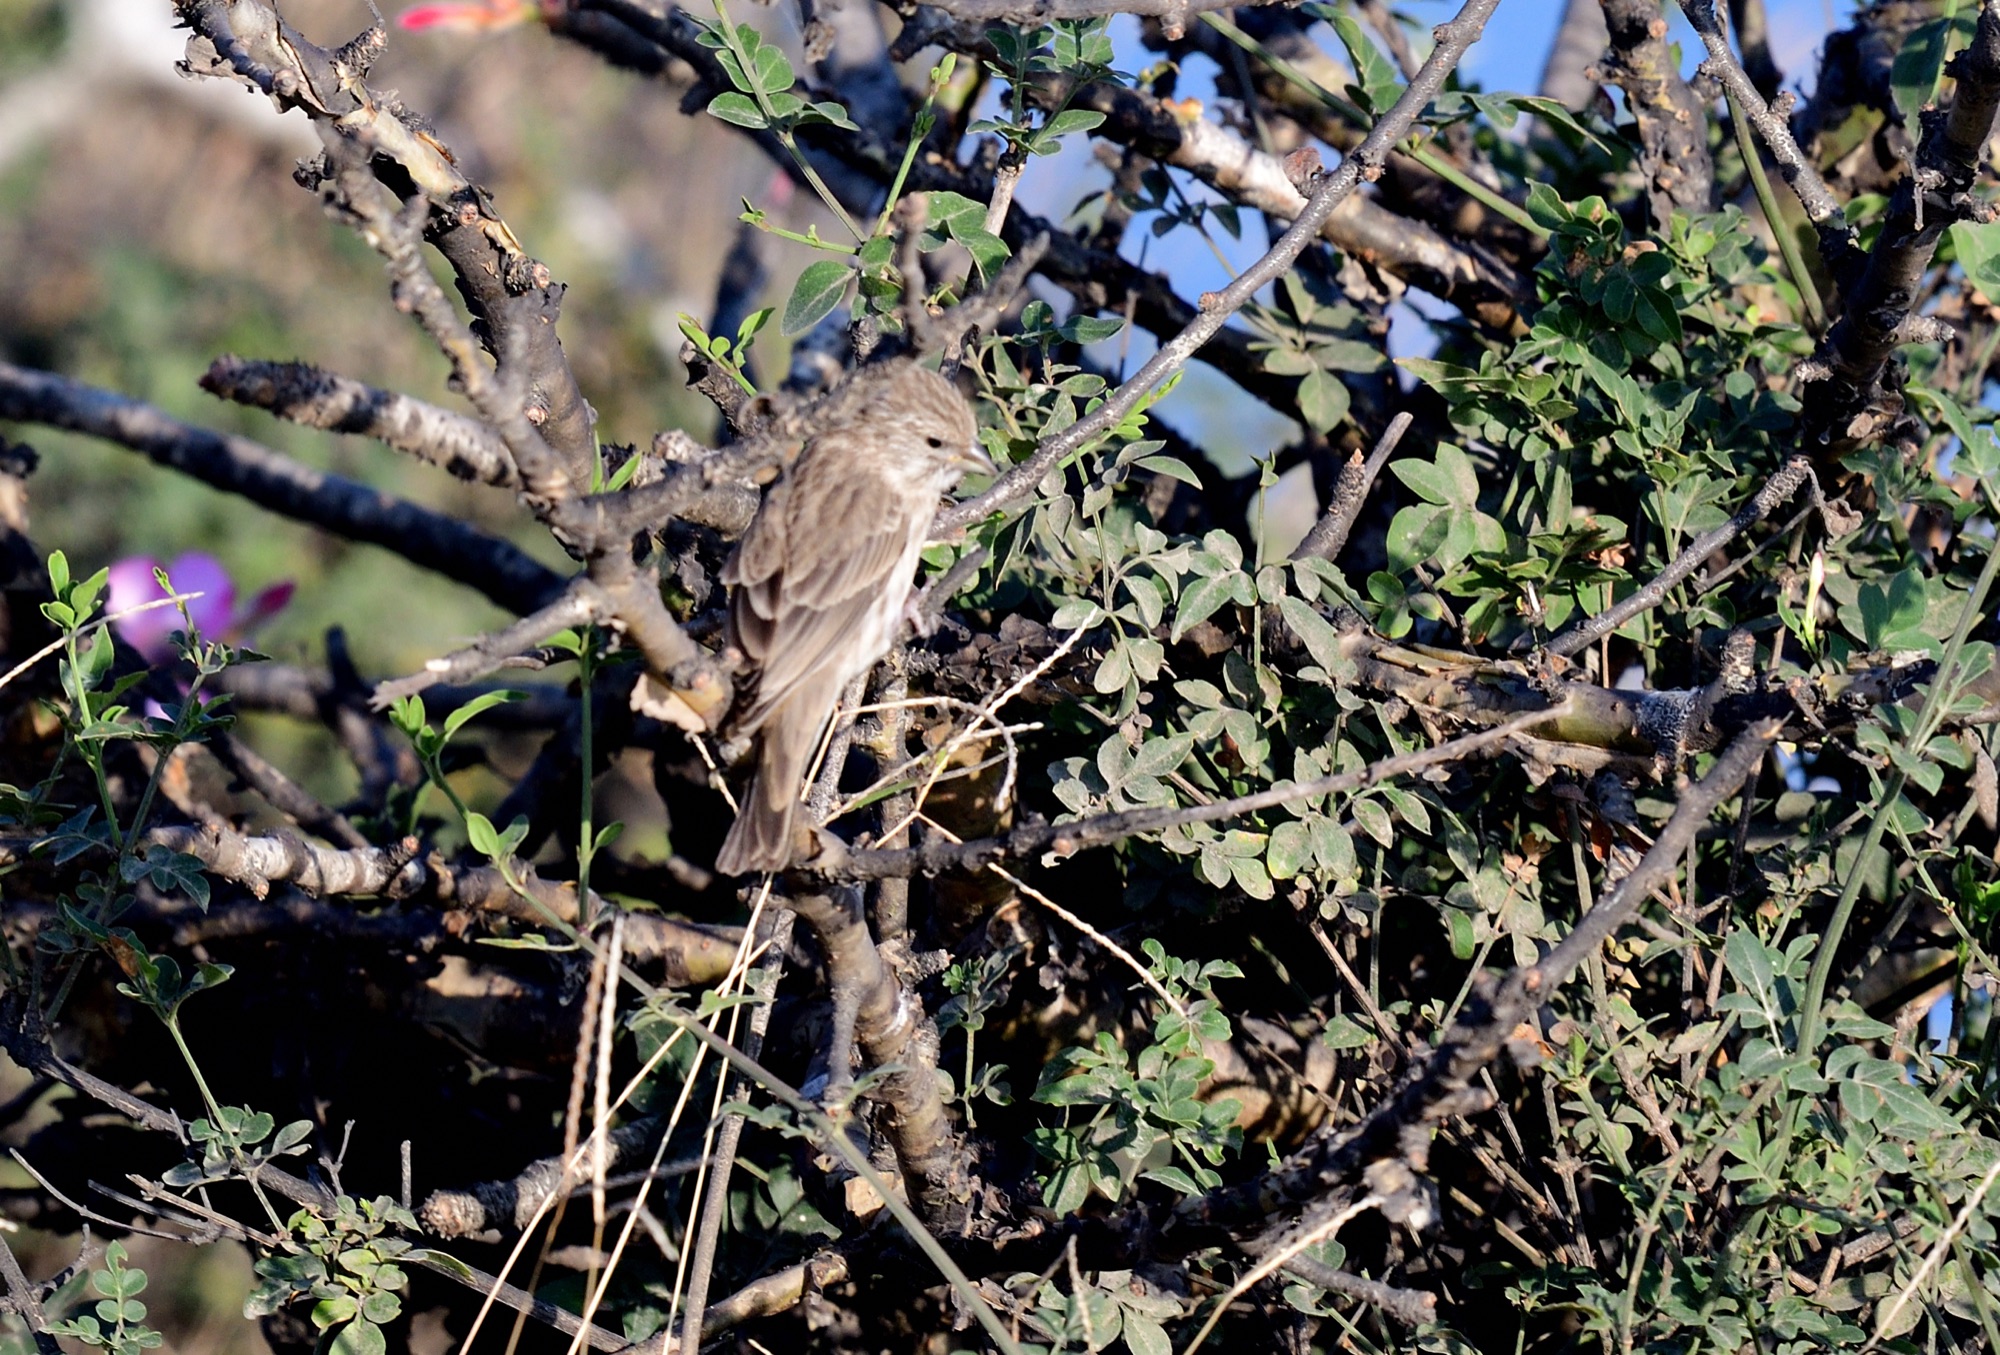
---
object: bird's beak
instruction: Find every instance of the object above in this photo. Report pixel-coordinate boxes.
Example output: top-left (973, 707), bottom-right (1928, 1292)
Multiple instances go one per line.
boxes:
top-left (953, 442), bottom-right (996, 477)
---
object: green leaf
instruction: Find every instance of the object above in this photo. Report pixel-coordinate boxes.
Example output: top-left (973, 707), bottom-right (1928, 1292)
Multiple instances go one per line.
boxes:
top-left (857, 234), bottom-right (895, 270)
top-left (802, 100), bottom-right (860, 130)
top-left (1267, 821), bottom-right (1310, 880)
top-left (1384, 504), bottom-right (1449, 573)
top-left (1172, 573), bottom-right (1240, 641)
top-left (1504, 95), bottom-right (1612, 152)
top-left (1891, 14), bottom-right (1955, 128)
top-left (1445, 908), bottom-right (1476, 960)
top-left (1950, 219), bottom-right (2000, 292)
top-left (1032, 107), bottom-right (1105, 155)
top-left (1140, 1165), bottom-right (1203, 1196)
top-left (1311, 819), bottom-right (1354, 876)
top-left (495, 814), bottom-right (531, 858)
top-left (464, 811), bottom-right (500, 860)
top-left (1277, 596), bottom-right (1350, 679)
top-left (1847, 566), bottom-right (1931, 652)
top-left (103, 1267), bottom-right (146, 1301)
top-left (1132, 733), bottom-right (1193, 777)
top-left (1392, 459), bottom-right (1454, 507)
top-left (1352, 798), bottom-right (1393, 847)
top-left (1042, 1162), bottom-right (1091, 1215)
top-left (1437, 508), bottom-right (1506, 571)
top-left (708, 45), bottom-right (749, 92)
top-left (1328, 11), bottom-right (1401, 113)
top-left (442, 689), bottom-right (526, 741)
top-left (1308, 338), bottom-right (1386, 373)
top-left (1832, 1056), bottom-right (1959, 1136)
top-left (921, 190), bottom-right (990, 242)
top-left (1261, 349), bottom-right (1314, 380)
top-left (752, 43), bottom-right (794, 95)
top-left (1722, 931), bottom-right (1788, 1030)
top-left (706, 91), bottom-right (767, 129)
top-left (1224, 859), bottom-right (1272, 903)
top-left (388, 694), bottom-right (427, 739)
top-left (1135, 455), bottom-right (1201, 487)
top-left (1296, 368), bottom-right (1349, 434)
top-left (1522, 181), bottom-right (1574, 231)
top-left (1059, 314), bottom-right (1125, 345)
top-left (1093, 644), bottom-right (1131, 693)
top-left (1123, 1312), bottom-right (1173, 1355)
top-left (1320, 1013), bottom-right (1373, 1049)
top-left (312, 1296), bottom-right (359, 1331)
top-left (1052, 598), bottom-right (1106, 629)
top-left (1200, 528), bottom-right (1243, 571)
top-left (956, 228), bottom-right (1010, 281)
top-left (782, 260), bottom-right (854, 336)
top-left (330, 1319), bottom-right (388, 1355)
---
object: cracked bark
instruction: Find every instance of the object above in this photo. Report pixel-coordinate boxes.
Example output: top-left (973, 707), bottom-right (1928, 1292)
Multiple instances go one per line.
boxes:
top-left (1598, 0), bottom-right (1715, 224)
top-left (1799, 0), bottom-right (2000, 462)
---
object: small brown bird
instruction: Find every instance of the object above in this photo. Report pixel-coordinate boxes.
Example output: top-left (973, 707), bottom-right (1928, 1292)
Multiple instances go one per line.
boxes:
top-left (714, 361), bottom-right (989, 875)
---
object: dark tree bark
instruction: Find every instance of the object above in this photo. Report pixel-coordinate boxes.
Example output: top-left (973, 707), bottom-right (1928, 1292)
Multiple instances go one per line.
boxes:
top-left (1598, 0), bottom-right (1717, 223)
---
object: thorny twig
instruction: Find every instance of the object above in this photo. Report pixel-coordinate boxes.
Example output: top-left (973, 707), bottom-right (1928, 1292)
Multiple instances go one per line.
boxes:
top-left (1291, 411), bottom-right (1413, 563)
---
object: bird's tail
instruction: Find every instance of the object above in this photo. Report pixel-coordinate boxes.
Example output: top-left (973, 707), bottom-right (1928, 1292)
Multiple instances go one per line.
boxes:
top-left (714, 704), bottom-right (817, 875)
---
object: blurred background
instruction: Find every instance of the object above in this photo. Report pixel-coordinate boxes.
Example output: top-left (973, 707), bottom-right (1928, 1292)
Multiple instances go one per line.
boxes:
top-left (0, 0), bottom-right (1860, 1346)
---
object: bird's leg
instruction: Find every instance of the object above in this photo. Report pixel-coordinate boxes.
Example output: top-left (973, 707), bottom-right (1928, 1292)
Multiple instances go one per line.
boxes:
top-left (901, 586), bottom-right (942, 640)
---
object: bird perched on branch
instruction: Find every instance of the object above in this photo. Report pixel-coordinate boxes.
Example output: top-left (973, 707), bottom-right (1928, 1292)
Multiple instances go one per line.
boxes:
top-left (714, 360), bottom-right (989, 875)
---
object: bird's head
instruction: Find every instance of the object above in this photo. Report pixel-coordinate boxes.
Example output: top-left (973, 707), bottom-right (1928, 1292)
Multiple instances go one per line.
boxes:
top-left (880, 362), bottom-right (991, 483)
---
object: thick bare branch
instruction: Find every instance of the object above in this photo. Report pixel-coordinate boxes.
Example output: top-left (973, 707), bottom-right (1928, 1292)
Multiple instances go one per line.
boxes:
top-left (174, 0), bottom-right (599, 487)
top-left (1794, 0), bottom-right (2000, 457)
top-left (0, 361), bottom-right (567, 614)
top-left (1291, 412), bottom-right (1412, 563)
top-left (940, 0), bottom-right (1505, 532)
top-left (697, 1251), bottom-right (852, 1340)
top-left (1071, 83), bottom-right (1528, 327)
top-left (200, 356), bottom-right (517, 488)
top-left (1681, 0), bottom-right (1854, 240)
top-left (418, 1116), bottom-right (682, 1237)
top-left (789, 891), bottom-right (965, 1222)
top-left (370, 581), bottom-right (611, 707)
top-left (125, 824), bottom-right (742, 981)
top-left (1598, 0), bottom-right (1715, 222)
top-left (1280, 1256), bottom-right (1437, 1325)
top-left (313, 134), bottom-right (730, 724)
top-left (1541, 0), bottom-right (1609, 110)
top-left (0, 1230), bottom-right (61, 1355)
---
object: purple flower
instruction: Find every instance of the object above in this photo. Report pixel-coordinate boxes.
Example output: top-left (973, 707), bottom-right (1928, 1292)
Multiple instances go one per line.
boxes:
top-left (106, 552), bottom-right (293, 662)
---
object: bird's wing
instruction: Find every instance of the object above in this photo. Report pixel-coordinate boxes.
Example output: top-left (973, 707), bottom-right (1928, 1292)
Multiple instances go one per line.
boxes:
top-left (724, 435), bottom-right (930, 733)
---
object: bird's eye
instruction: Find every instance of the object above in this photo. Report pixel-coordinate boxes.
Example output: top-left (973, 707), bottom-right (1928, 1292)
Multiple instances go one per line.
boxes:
top-left (925, 435), bottom-right (945, 448)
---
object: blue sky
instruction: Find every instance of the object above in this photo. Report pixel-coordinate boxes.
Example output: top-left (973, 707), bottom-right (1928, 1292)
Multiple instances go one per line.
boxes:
top-left (999, 0), bottom-right (1867, 473)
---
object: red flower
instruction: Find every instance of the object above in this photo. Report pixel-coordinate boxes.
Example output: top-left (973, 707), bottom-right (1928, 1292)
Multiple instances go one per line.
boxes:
top-left (397, 0), bottom-right (541, 32)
